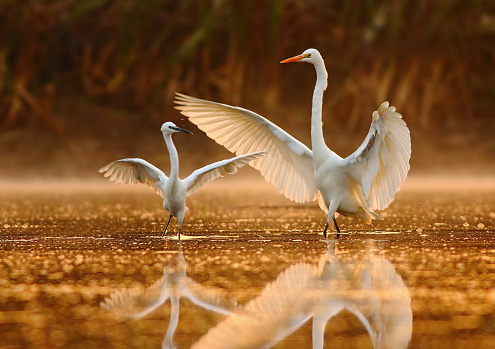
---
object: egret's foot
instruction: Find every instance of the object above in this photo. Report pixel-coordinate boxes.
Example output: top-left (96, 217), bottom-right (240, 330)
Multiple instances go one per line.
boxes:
top-left (333, 217), bottom-right (341, 238)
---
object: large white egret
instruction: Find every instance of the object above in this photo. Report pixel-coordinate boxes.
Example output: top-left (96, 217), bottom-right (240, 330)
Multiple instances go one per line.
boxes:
top-left (174, 48), bottom-right (411, 238)
top-left (99, 121), bottom-right (265, 238)
top-left (192, 242), bottom-right (412, 349)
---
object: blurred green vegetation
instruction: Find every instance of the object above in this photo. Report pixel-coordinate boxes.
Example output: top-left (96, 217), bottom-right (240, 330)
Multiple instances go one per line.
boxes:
top-left (0, 0), bottom-right (494, 134)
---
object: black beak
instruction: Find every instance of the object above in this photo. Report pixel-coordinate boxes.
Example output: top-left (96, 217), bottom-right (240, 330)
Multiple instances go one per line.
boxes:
top-left (173, 126), bottom-right (193, 135)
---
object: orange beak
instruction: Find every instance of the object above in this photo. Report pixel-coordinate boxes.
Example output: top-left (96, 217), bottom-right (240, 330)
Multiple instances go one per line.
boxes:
top-left (280, 54), bottom-right (304, 64)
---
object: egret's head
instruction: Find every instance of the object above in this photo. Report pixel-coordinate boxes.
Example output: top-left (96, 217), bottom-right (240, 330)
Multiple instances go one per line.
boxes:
top-left (280, 48), bottom-right (322, 64)
top-left (161, 121), bottom-right (193, 135)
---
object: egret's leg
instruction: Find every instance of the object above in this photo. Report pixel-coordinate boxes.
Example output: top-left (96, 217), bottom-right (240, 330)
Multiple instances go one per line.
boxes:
top-left (333, 217), bottom-right (341, 238)
top-left (162, 215), bottom-right (173, 237)
top-left (323, 201), bottom-right (340, 239)
top-left (323, 222), bottom-right (329, 238)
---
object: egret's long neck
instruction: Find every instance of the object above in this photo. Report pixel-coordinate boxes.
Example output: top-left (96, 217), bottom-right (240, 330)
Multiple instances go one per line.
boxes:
top-left (311, 58), bottom-right (329, 163)
top-left (164, 134), bottom-right (179, 179)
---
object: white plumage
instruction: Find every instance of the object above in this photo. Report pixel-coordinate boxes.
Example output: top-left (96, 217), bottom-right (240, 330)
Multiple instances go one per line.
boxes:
top-left (101, 248), bottom-right (237, 349)
top-left (175, 48), bottom-right (411, 237)
top-left (342, 102), bottom-right (411, 211)
top-left (192, 242), bottom-right (412, 349)
top-left (191, 262), bottom-right (318, 349)
top-left (174, 95), bottom-right (318, 204)
top-left (99, 158), bottom-right (167, 197)
top-left (99, 121), bottom-right (266, 238)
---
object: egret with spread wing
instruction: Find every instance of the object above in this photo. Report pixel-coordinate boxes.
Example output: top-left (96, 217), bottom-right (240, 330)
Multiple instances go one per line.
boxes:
top-left (174, 48), bottom-right (411, 238)
top-left (99, 121), bottom-right (265, 238)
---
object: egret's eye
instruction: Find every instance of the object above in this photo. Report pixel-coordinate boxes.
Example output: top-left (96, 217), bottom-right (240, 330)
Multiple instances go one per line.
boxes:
top-left (304, 53), bottom-right (311, 58)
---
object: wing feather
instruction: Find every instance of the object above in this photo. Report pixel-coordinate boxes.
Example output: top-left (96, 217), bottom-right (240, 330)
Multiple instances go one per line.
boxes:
top-left (266, 153), bottom-right (278, 183)
top-left (100, 276), bottom-right (169, 319)
top-left (341, 102), bottom-right (411, 210)
top-left (99, 158), bottom-right (167, 197)
top-left (175, 93), bottom-right (319, 203)
top-left (191, 263), bottom-right (318, 349)
top-left (183, 152), bottom-right (266, 197)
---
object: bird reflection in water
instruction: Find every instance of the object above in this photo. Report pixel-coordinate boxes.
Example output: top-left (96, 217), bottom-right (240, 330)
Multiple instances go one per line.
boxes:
top-left (101, 241), bottom-right (411, 349)
top-left (192, 240), bottom-right (412, 349)
top-left (100, 246), bottom-right (237, 349)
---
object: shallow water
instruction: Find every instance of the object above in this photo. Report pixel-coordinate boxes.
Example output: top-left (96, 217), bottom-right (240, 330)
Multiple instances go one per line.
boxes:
top-left (0, 178), bottom-right (494, 348)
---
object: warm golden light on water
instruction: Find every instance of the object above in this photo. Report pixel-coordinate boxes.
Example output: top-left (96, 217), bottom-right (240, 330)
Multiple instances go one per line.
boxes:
top-left (0, 176), bottom-right (494, 348)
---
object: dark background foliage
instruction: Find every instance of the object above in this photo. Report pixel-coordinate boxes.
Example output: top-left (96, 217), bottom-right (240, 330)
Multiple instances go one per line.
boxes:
top-left (1, 0), bottom-right (494, 178)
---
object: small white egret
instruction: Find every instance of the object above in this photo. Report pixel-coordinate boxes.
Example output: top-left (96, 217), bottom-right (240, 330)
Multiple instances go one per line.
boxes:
top-left (174, 48), bottom-right (411, 238)
top-left (99, 121), bottom-right (265, 238)
top-left (101, 246), bottom-right (237, 348)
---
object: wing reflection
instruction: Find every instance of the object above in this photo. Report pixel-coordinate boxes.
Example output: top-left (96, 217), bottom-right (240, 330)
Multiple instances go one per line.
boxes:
top-left (312, 241), bottom-right (413, 349)
top-left (100, 246), bottom-right (237, 349)
top-left (192, 241), bottom-right (412, 349)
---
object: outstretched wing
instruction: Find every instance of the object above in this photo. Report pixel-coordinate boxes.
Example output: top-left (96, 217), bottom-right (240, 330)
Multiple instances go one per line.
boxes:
top-left (183, 152), bottom-right (266, 197)
top-left (341, 102), bottom-right (411, 210)
top-left (99, 158), bottom-right (168, 198)
top-left (175, 93), bottom-right (319, 204)
top-left (183, 279), bottom-right (238, 315)
top-left (100, 276), bottom-right (170, 319)
top-left (191, 263), bottom-right (318, 349)
top-left (362, 255), bottom-right (413, 349)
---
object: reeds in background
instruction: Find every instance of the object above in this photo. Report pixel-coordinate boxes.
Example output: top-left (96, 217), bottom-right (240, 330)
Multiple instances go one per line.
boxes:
top-left (0, 0), bottom-right (494, 174)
